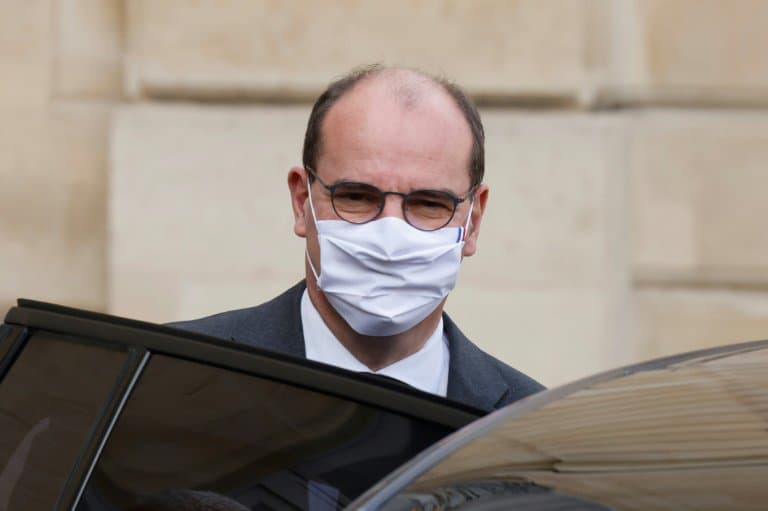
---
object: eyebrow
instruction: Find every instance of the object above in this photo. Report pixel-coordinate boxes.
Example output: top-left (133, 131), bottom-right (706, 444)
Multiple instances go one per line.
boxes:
top-left (334, 177), bottom-right (462, 196)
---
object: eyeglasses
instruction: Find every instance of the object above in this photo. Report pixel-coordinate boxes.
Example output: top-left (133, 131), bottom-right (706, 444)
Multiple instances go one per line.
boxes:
top-left (305, 166), bottom-right (475, 231)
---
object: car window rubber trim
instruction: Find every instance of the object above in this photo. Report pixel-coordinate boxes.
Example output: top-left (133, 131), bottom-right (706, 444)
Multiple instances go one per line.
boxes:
top-left (56, 348), bottom-right (150, 511)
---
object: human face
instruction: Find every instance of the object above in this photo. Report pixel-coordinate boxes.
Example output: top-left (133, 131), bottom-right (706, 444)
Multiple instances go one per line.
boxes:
top-left (289, 77), bottom-right (489, 274)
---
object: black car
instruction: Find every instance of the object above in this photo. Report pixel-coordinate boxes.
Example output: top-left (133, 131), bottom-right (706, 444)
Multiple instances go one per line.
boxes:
top-left (0, 299), bottom-right (481, 510)
top-left (351, 337), bottom-right (768, 510)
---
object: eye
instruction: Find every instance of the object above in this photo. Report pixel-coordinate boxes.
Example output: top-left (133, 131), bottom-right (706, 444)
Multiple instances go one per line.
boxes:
top-left (407, 191), bottom-right (454, 211)
top-left (415, 199), bottom-right (451, 210)
top-left (337, 191), bottom-right (375, 202)
top-left (334, 184), bottom-right (381, 203)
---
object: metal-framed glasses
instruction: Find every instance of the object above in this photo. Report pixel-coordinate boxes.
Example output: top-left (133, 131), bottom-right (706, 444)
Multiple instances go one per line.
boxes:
top-left (306, 166), bottom-right (475, 231)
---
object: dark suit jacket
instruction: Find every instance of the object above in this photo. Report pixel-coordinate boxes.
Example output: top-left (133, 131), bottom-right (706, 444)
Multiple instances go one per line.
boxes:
top-left (170, 281), bottom-right (544, 412)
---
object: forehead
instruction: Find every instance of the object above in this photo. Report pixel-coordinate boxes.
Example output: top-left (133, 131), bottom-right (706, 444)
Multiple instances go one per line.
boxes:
top-left (317, 74), bottom-right (473, 189)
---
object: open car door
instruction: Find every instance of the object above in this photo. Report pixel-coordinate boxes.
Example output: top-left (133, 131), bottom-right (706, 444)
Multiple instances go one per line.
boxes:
top-left (0, 299), bottom-right (481, 511)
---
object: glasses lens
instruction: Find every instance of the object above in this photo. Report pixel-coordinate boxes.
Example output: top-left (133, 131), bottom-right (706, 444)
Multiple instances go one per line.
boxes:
top-left (331, 183), bottom-right (383, 223)
top-left (404, 190), bottom-right (457, 230)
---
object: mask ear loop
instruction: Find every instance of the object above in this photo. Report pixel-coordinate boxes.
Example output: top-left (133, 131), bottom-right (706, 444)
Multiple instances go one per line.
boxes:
top-left (305, 173), bottom-right (322, 282)
top-left (306, 174), bottom-right (320, 222)
top-left (460, 199), bottom-right (475, 242)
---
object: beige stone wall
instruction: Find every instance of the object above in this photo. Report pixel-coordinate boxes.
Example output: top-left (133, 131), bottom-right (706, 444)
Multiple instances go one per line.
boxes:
top-left (3, 0), bottom-right (768, 386)
top-left (123, 0), bottom-right (589, 102)
top-left (1, 1), bottom-right (112, 314)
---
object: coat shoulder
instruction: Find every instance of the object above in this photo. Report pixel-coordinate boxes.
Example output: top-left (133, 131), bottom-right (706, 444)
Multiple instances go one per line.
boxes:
top-left (166, 281), bottom-right (307, 354)
top-left (485, 351), bottom-right (546, 406)
top-left (167, 305), bottom-right (258, 340)
top-left (443, 313), bottom-right (545, 411)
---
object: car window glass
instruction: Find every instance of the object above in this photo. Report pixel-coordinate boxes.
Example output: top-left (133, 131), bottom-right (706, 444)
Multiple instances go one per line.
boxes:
top-left (77, 354), bottom-right (453, 511)
top-left (0, 324), bottom-right (10, 343)
top-left (0, 331), bottom-right (128, 510)
top-left (0, 324), bottom-right (19, 370)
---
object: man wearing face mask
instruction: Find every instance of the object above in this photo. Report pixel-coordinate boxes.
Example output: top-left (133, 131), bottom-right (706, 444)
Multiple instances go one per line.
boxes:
top-left (172, 65), bottom-right (544, 411)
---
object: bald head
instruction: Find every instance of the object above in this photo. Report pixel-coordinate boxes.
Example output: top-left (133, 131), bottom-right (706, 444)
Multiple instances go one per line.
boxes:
top-left (302, 65), bottom-right (485, 187)
top-left (381, 68), bottom-right (443, 110)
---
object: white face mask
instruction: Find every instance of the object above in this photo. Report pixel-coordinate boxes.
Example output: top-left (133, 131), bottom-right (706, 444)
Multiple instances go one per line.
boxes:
top-left (306, 188), bottom-right (472, 336)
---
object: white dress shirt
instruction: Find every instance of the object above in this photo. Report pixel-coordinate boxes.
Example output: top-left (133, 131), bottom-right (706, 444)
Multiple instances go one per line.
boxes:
top-left (301, 289), bottom-right (450, 397)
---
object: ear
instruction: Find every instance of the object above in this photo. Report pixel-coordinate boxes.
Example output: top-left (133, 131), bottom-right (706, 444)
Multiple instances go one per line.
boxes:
top-left (462, 183), bottom-right (488, 257)
top-left (288, 166), bottom-right (309, 238)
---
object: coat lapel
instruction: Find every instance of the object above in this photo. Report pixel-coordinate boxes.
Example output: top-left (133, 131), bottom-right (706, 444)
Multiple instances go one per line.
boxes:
top-left (444, 313), bottom-right (510, 411)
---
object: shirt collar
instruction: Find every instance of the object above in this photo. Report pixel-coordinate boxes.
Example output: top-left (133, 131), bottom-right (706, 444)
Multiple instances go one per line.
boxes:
top-left (301, 289), bottom-right (449, 397)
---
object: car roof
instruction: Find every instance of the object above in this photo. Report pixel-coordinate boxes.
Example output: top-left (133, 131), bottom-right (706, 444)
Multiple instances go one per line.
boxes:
top-left (351, 338), bottom-right (768, 510)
